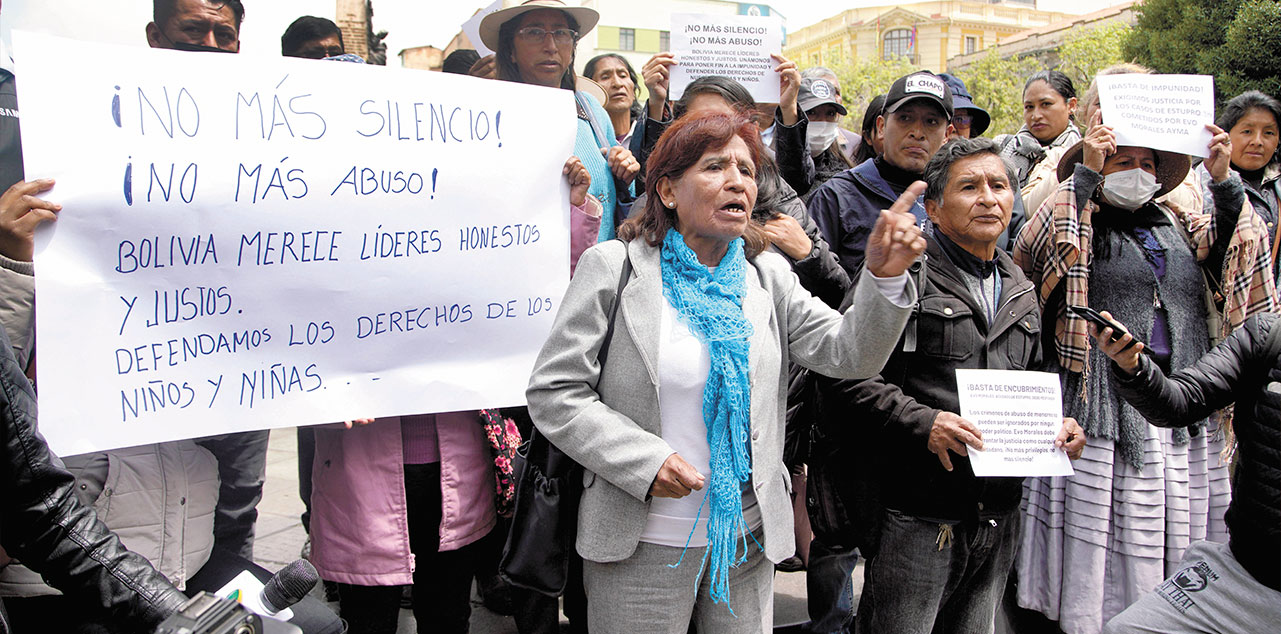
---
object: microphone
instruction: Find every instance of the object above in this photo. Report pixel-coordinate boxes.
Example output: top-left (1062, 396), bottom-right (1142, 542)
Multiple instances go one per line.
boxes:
top-left (260, 559), bottom-right (320, 615)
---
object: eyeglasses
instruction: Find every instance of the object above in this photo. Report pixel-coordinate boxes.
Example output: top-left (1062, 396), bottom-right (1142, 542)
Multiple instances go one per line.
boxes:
top-left (516, 27), bottom-right (579, 46)
top-left (952, 113), bottom-right (974, 126)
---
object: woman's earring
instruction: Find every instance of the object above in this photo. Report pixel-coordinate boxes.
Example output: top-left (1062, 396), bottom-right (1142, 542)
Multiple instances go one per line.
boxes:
top-left (666, 201), bottom-right (675, 208)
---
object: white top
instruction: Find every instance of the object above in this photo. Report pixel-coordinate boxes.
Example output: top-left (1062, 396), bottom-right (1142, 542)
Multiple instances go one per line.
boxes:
top-left (637, 268), bottom-right (910, 547)
top-left (640, 292), bottom-right (761, 548)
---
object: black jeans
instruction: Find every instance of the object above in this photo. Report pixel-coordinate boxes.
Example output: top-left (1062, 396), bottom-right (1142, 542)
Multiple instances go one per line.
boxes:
top-left (298, 427), bottom-right (316, 533)
top-left (336, 463), bottom-right (481, 634)
top-left (511, 554), bottom-right (587, 634)
top-left (196, 430), bottom-right (272, 560)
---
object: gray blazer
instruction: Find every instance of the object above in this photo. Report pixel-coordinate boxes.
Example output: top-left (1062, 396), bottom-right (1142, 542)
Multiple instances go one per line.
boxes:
top-left (525, 238), bottom-right (913, 563)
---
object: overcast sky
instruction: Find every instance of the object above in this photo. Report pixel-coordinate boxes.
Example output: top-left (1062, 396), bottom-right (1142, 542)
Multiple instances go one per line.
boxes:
top-left (1, 0), bottom-right (1124, 63)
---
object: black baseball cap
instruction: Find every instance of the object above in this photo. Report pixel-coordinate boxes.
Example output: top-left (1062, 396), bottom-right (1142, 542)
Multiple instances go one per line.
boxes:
top-left (883, 71), bottom-right (954, 119)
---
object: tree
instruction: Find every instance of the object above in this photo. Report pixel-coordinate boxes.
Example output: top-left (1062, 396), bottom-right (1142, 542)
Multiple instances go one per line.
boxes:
top-left (954, 48), bottom-right (1044, 137)
top-left (1219, 0), bottom-right (1281, 100)
top-left (1125, 0), bottom-right (1281, 104)
top-left (1058, 22), bottom-right (1132, 91)
top-left (827, 56), bottom-right (920, 132)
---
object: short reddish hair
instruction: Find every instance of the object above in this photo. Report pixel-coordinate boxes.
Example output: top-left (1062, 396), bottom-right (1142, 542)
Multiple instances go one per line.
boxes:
top-left (618, 111), bottom-right (768, 258)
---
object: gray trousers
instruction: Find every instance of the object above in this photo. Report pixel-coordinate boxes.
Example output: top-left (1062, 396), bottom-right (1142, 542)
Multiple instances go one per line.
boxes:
top-left (583, 533), bottom-right (773, 634)
top-left (1103, 540), bottom-right (1281, 634)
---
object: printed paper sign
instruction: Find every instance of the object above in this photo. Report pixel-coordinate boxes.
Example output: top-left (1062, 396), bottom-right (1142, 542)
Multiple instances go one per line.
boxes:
top-left (14, 31), bottom-right (575, 456)
top-left (1098, 74), bottom-right (1216, 158)
top-left (669, 13), bottom-right (782, 104)
top-left (461, 0), bottom-right (504, 58)
top-left (956, 369), bottom-right (1074, 478)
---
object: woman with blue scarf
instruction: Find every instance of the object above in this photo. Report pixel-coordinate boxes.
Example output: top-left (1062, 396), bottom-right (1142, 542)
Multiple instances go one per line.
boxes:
top-left (526, 111), bottom-right (926, 633)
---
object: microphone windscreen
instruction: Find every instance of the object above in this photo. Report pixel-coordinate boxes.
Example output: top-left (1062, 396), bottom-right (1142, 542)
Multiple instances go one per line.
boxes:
top-left (262, 559), bottom-right (320, 613)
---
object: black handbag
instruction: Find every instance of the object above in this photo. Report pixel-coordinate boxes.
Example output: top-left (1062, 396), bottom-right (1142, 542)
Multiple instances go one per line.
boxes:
top-left (499, 245), bottom-right (632, 596)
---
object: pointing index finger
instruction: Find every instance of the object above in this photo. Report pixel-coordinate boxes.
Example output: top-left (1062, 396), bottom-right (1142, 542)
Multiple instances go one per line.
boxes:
top-left (888, 181), bottom-right (927, 217)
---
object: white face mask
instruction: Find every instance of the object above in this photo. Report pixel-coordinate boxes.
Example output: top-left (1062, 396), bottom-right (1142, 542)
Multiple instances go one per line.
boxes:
top-left (807, 121), bottom-right (841, 156)
top-left (1099, 167), bottom-right (1160, 210)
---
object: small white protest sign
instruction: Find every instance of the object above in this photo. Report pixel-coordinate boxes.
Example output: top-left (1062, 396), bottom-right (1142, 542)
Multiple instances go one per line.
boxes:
top-left (956, 369), bottom-right (1074, 478)
top-left (669, 13), bottom-right (782, 104)
top-left (15, 31), bottom-right (576, 456)
top-left (461, 0), bottom-right (504, 57)
top-left (1098, 74), bottom-right (1215, 158)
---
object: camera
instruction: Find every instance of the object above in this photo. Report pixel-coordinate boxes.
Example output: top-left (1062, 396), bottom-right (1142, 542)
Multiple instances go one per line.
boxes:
top-left (153, 592), bottom-right (302, 634)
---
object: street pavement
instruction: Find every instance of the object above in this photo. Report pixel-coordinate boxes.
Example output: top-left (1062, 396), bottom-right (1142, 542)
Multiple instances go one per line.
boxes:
top-left (253, 428), bottom-right (855, 633)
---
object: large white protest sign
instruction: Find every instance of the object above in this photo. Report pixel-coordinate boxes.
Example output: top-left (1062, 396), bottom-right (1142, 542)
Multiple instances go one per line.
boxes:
top-left (669, 13), bottom-right (782, 104)
top-left (1098, 74), bottom-right (1215, 158)
top-left (956, 369), bottom-right (1073, 478)
top-left (15, 31), bottom-right (576, 456)
top-left (461, 0), bottom-right (504, 57)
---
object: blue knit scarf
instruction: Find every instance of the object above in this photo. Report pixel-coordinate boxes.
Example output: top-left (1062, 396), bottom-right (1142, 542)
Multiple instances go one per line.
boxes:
top-left (659, 228), bottom-right (755, 608)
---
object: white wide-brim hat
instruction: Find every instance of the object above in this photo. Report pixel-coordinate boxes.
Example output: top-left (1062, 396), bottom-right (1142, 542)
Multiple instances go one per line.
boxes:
top-left (478, 0), bottom-right (600, 53)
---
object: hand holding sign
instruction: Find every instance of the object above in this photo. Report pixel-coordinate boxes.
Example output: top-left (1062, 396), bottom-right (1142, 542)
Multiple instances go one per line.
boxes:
top-left (0, 179), bottom-right (61, 262)
top-left (928, 411), bottom-right (984, 472)
top-left (1054, 417), bottom-right (1085, 461)
top-left (642, 52), bottom-right (677, 119)
top-left (1082, 109), bottom-right (1116, 173)
top-left (469, 54), bottom-right (498, 80)
top-left (1203, 124), bottom-right (1233, 183)
top-left (773, 54), bottom-right (800, 126)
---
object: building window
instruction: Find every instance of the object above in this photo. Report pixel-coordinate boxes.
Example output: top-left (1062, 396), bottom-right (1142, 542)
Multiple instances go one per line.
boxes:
top-left (660, 30), bottom-right (670, 52)
top-left (828, 45), bottom-right (842, 64)
top-left (619, 28), bottom-right (635, 51)
top-left (883, 28), bottom-right (913, 61)
top-left (965, 36), bottom-right (977, 54)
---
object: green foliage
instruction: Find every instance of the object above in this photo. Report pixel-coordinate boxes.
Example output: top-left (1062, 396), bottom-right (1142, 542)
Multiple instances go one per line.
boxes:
top-left (1126, 0), bottom-right (1281, 104)
top-left (955, 48), bottom-right (1043, 138)
top-left (1058, 22), bottom-right (1132, 90)
top-left (1219, 0), bottom-right (1281, 101)
top-left (826, 56), bottom-right (920, 132)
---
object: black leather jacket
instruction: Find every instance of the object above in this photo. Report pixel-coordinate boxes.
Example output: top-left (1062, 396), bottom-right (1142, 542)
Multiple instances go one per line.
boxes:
top-left (1114, 312), bottom-right (1281, 592)
top-left (0, 322), bottom-right (186, 633)
top-left (810, 238), bottom-right (1041, 546)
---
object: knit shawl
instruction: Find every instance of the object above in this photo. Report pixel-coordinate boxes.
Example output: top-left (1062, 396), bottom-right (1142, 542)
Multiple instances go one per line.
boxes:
top-left (659, 229), bottom-right (755, 608)
top-left (1013, 173), bottom-right (1277, 376)
top-left (1068, 213), bottom-right (1209, 468)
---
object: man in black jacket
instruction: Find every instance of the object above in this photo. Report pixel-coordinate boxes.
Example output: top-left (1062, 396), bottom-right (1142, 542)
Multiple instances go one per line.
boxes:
top-left (0, 315), bottom-right (186, 633)
top-left (820, 138), bottom-right (1084, 634)
top-left (1089, 312), bottom-right (1281, 633)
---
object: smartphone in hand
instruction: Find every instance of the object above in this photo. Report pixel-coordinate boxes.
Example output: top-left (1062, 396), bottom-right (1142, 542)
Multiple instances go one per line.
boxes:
top-left (1068, 305), bottom-right (1149, 353)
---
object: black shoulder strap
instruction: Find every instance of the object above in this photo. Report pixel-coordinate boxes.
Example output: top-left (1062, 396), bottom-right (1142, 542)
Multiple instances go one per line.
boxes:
top-left (597, 240), bottom-right (632, 367)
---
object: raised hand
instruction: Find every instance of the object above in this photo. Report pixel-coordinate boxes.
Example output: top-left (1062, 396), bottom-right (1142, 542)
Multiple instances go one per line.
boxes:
top-left (1081, 109), bottom-right (1116, 173)
top-left (864, 181), bottom-right (927, 278)
top-left (772, 53), bottom-right (800, 126)
top-left (468, 54), bottom-right (497, 80)
top-left (1203, 123), bottom-right (1233, 183)
top-left (641, 52), bottom-right (677, 120)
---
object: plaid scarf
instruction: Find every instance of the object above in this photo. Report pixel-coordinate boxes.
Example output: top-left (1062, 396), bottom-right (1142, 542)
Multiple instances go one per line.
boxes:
top-left (1014, 171), bottom-right (1278, 374)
